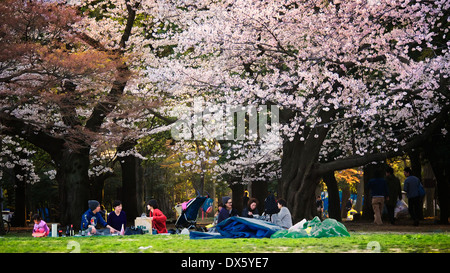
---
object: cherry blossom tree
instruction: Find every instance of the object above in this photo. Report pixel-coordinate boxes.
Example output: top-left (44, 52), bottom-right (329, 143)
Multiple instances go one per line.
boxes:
top-left (153, 0), bottom-right (449, 221)
top-left (0, 0), bottom-right (171, 227)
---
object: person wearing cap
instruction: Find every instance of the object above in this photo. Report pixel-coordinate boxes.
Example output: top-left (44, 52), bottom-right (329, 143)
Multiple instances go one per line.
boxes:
top-left (81, 200), bottom-right (118, 235)
top-left (217, 196), bottom-right (238, 224)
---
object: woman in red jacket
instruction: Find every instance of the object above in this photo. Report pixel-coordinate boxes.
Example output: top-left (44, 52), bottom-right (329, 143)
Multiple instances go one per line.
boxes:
top-left (147, 199), bottom-right (167, 234)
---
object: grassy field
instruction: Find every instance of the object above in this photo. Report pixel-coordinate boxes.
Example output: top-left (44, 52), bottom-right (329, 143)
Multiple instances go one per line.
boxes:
top-left (1, 232), bottom-right (449, 253)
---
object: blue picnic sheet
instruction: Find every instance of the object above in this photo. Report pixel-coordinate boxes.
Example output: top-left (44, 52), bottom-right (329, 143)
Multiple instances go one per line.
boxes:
top-left (189, 216), bottom-right (283, 239)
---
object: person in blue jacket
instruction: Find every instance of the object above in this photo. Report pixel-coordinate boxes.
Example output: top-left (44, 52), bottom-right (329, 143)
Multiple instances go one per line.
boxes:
top-left (81, 200), bottom-right (118, 235)
top-left (403, 167), bottom-right (423, 226)
top-left (367, 169), bottom-right (389, 225)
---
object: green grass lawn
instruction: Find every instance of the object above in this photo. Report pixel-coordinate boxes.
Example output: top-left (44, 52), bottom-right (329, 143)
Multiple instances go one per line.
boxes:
top-left (1, 232), bottom-right (449, 253)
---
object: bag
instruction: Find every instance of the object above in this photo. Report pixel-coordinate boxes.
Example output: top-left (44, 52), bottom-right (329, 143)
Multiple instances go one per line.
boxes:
top-left (124, 227), bottom-right (144, 235)
top-left (270, 217), bottom-right (350, 239)
top-left (394, 199), bottom-right (409, 218)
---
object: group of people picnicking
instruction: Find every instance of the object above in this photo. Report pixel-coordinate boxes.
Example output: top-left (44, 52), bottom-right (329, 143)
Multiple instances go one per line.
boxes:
top-left (216, 193), bottom-right (293, 229)
top-left (31, 193), bottom-right (292, 237)
top-left (32, 199), bottom-right (167, 237)
top-left (31, 165), bottom-right (425, 237)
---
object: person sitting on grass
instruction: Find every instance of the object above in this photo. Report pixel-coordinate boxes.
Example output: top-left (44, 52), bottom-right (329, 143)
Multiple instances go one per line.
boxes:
top-left (271, 199), bottom-right (293, 229)
top-left (242, 198), bottom-right (260, 218)
top-left (81, 200), bottom-right (118, 235)
top-left (147, 199), bottom-right (168, 234)
top-left (107, 200), bottom-right (126, 233)
top-left (217, 196), bottom-right (239, 224)
top-left (32, 214), bottom-right (49, 237)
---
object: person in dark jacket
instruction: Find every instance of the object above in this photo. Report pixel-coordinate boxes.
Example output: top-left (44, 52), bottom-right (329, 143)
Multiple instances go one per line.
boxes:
top-left (385, 167), bottom-right (402, 225)
top-left (367, 170), bottom-right (389, 225)
top-left (242, 198), bottom-right (259, 218)
top-left (107, 200), bottom-right (126, 232)
top-left (81, 200), bottom-right (118, 235)
top-left (403, 167), bottom-right (423, 226)
top-left (217, 197), bottom-right (238, 224)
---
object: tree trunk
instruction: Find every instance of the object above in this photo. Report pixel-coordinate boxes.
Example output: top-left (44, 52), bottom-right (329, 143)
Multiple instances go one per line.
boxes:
top-left (281, 159), bottom-right (321, 222)
top-left (323, 171), bottom-right (341, 221)
top-left (251, 180), bottom-right (268, 214)
top-left (432, 163), bottom-right (450, 224)
top-left (279, 109), bottom-right (334, 222)
top-left (424, 142), bottom-right (450, 224)
top-left (12, 165), bottom-right (27, 227)
top-left (341, 186), bottom-right (350, 220)
top-left (56, 149), bottom-right (90, 230)
top-left (361, 164), bottom-right (382, 221)
top-left (119, 151), bottom-right (144, 223)
top-left (409, 149), bottom-right (422, 181)
top-left (230, 182), bottom-right (244, 214)
top-left (0, 187), bottom-right (5, 235)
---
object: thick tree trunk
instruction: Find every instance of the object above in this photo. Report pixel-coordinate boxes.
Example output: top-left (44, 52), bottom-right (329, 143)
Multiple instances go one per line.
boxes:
top-left (230, 182), bottom-right (244, 214)
top-left (323, 171), bottom-right (341, 221)
top-left (120, 155), bottom-right (144, 223)
top-left (12, 165), bottom-right (27, 227)
top-left (280, 144), bottom-right (322, 222)
top-left (424, 141), bottom-right (450, 224)
top-left (117, 139), bottom-right (144, 223)
top-left (279, 109), bottom-right (334, 222)
top-left (56, 150), bottom-right (90, 230)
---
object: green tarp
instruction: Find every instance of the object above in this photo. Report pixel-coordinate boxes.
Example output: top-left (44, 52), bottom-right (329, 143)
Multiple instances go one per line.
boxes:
top-left (271, 217), bottom-right (350, 239)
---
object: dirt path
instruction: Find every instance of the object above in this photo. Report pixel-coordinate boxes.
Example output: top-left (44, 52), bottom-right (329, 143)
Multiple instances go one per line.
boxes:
top-left (343, 218), bottom-right (450, 233)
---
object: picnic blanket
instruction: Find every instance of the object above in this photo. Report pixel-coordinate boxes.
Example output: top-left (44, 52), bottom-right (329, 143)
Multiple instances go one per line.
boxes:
top-left (190, 216), bottom-right (283, 239)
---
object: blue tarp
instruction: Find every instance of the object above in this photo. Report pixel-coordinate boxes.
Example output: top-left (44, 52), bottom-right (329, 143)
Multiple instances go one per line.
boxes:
top-left (190, 216), bottom-right (284, 239)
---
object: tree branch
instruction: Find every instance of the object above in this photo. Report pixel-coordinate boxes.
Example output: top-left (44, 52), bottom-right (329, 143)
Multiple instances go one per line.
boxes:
top-left (316, 105), bottom-right (450, 174)
top-left (0, 111), bottom-right (65, 160)
top-left (84, 0), bottom-right (139, 133)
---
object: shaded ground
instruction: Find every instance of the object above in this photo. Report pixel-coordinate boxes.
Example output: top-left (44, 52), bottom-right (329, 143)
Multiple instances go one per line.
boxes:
top-left (343, 218), bottom-right (450, 233)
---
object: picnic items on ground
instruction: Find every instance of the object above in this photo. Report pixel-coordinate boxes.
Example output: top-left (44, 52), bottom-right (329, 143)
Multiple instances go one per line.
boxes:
top-left (134, 216), bottom-right (152, 234)
top-left (271, 217), bottom-right (350, 238)
top-left (190, 216), bottom-right (350, 239)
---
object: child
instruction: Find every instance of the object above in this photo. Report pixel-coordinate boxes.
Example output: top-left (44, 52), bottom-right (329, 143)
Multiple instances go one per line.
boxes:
top-left (32, 214), bottom-right (49, 237)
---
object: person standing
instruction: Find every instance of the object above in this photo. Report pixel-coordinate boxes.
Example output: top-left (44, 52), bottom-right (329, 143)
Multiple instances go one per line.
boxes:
top-left (385, 167), bottom-right (402, 225)
top-left (367, 170), bottom-right (389, 225)
top-left (403, 167), bottom-right (423, 226)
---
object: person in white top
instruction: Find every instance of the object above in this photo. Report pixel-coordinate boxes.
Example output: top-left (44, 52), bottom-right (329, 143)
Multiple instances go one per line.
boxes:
top-left (271, 198), bottom-right (293, 229)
